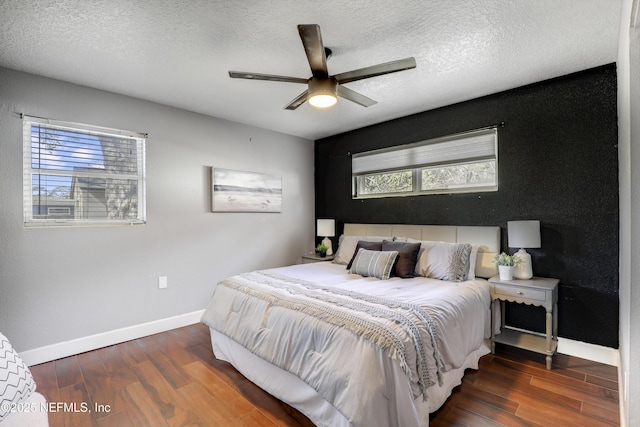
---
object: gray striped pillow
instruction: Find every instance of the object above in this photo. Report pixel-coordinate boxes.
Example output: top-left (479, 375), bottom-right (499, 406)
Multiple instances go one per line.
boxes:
top-left (349, 248), bottom-right (398, 280)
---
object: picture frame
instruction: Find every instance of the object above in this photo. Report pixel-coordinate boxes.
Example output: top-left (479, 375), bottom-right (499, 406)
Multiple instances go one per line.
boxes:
top-left (211, 168), bottom-right (282, 212)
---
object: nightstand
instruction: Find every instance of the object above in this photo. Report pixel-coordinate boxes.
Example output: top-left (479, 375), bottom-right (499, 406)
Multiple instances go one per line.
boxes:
top-left (301, 253), bottom-right (335, 264)
top-left (489, 275), bottom-right (559, 369)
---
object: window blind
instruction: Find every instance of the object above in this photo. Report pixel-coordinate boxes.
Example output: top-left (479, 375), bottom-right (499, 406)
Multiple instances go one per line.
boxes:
top-left (23, 116), bottom-right (146, 226)
top-left (352, 128), bottom-right (497, 175)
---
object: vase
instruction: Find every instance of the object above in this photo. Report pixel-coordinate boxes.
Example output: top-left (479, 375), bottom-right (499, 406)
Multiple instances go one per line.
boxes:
top-left (498, 265), bottom-right (514, 280)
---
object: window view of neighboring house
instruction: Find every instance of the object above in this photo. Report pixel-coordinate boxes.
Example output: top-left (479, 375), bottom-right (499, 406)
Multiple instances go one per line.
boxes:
top-left (24, 117), bottom-right (146, 226)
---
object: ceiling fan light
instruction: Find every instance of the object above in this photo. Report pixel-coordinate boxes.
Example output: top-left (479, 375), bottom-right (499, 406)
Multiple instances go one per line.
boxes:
top-left (308, 77), bottom-right (337, 109)
top-left (309, 93), bottom-right (337, 108)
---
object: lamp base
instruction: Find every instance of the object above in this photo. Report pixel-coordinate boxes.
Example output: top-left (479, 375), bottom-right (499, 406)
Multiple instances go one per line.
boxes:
top-left (514, 248), bottom-right (533, 279)
top-left (322, 236), bottom-right (333, 256)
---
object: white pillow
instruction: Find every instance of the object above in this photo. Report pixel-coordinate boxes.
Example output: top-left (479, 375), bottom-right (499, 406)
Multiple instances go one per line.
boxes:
top-left (349, 249), bottom-right (398, 280)
top-left (333, 235), bottom-right (391, 265)
top-left (414, 241), bottom-right (472, 282)
top-left (468, 244), bottom-right (480, 280)
top-left (0, 332), bottom-right (36, 422)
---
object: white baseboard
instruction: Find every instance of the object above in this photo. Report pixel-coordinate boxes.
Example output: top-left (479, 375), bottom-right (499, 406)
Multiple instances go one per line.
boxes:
top-left (20, 310), bottom-right (206, 366)
top-left (558, 337), bottom-right (619, 367)
top-left (618, 364), bottom-right (628, 427)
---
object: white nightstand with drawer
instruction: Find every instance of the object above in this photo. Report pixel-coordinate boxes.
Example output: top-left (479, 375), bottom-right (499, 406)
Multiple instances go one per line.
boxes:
top-left (489, 275), bottom-right (559, 369)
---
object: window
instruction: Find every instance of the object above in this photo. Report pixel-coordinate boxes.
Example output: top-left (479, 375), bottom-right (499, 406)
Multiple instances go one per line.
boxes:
top-left (357, 170), bottom-right (413, 196)
top-left (352, 127), bottom-right (498, 198)
top-left (23, 116), bottom-right (146, 227)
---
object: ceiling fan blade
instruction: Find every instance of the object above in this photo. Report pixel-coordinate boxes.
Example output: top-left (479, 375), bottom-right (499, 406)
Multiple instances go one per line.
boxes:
top-left (229, 71), bottom-right (308, 84)
top-left (298, 24), bottom-right (328, 78)
top-left (337, 85), bottom-right (377, 107)
top-left (333, 57), bottom-right (416, 84)
top-left (284, 90), bottom-right (309, 110)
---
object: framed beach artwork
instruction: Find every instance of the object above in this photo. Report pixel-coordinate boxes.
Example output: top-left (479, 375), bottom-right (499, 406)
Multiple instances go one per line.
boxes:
top-left (212, 168), bottom-right (282, 212)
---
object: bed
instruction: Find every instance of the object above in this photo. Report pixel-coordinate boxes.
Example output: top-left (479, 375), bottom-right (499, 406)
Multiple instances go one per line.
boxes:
top-left (201, 223), bottom-right (500, 427)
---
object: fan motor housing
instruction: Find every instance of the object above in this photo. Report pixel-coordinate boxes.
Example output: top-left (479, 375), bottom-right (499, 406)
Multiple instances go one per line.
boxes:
top-left (309, 77), bottom-right (337, 97)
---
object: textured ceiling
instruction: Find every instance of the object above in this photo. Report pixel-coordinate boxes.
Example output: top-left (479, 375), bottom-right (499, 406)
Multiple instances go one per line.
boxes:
top-left (0, 0), bottom-right (622, 140)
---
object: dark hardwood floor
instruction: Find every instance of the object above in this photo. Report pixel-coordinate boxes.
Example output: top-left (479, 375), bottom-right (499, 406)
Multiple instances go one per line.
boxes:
top-left (29, 323), bottom-right (619, 427)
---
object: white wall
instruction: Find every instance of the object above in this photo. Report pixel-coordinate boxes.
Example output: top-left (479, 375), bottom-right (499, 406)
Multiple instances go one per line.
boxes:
top-left (0, 67), bottom-right (315, 356)
top-left (617, 0), bottom-right (640, 426)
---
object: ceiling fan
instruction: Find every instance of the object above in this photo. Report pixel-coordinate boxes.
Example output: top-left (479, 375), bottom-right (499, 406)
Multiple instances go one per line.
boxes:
top-left (228, 24), bottom-right (417, 110)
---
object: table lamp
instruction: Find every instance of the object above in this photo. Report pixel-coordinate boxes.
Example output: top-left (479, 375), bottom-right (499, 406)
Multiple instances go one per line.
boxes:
top-left (507, 220), bottom-right (541, 279)
top-left (316, 219), bottom-right (335, 256)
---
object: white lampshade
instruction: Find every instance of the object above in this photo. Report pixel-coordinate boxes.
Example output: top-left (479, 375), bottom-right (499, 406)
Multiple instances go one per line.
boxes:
top-left (316, 219), bottom-right (335, 256)
top-left (508, 220), bottom-right (541, 249)
top-left (316, 219), bottom-right (335, 237)
top-left (507, 220), bottom-right (541, 280)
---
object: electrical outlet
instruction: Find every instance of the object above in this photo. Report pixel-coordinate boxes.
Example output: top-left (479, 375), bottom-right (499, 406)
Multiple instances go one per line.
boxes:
top-left (158, 276), bottom-right (168, 289)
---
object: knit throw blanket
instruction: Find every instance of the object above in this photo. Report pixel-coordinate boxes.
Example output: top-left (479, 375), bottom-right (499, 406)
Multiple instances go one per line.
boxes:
top-left (206, 270), bottom-right (444, 400)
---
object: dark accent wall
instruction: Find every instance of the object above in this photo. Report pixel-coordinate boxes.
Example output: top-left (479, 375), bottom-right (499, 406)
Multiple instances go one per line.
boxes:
top-left (315, 64), bottom-right (619, 348)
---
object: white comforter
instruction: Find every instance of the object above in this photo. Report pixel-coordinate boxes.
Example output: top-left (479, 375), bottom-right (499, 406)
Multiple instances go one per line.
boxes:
top-left (201, 262), bottom-right (491, 427)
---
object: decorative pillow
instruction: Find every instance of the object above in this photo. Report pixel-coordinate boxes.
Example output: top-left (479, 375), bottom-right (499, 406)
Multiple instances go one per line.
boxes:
top-left (381, 240), bottom-right (421, 278)
top-left (346, 241), bottom-right (383, 269)
top-left (415, 241), bottom-right (473, 282)
top-left (333, 235), bottom-right (391, 265)
top-left (0, 332), bottom-right (36, 422)
top-left (349, 249), bottom-right (398, 280)
top-left (467, 244), bottom-right (480, 280)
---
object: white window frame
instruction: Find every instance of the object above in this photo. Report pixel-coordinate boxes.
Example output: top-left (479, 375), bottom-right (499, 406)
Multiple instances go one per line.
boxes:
top-left (23, 116), bottom-right (147, 227)
top-left (352, 127), bottom-right (499, 199)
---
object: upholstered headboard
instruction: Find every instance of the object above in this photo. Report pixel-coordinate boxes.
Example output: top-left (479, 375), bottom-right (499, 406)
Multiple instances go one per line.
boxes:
top-left (343, 223), bottom-right (500, 279)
